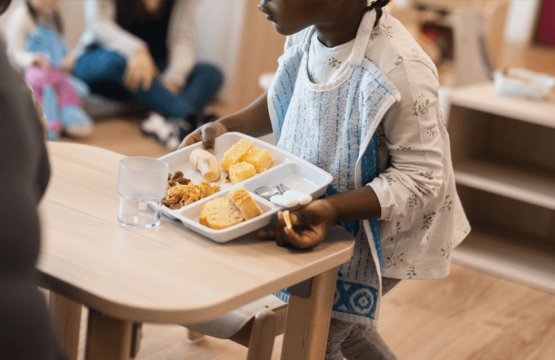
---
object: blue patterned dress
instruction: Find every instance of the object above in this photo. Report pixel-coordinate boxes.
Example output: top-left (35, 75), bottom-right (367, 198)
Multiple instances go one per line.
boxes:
top-left (268, 10), bottom-right (401, 326)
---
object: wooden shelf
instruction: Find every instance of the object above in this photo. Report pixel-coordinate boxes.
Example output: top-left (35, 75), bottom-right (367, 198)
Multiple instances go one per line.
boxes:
top-left (449, 82), bottom-right (555, 129)
top-left (454, 158), bottom-right (555, 211)
top-left (452, 225), bottom-right (555, 294)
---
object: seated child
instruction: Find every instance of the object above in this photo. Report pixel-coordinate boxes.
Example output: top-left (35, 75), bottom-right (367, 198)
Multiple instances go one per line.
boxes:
top-left (7, 0), bottom-right (93, 140)
top-left (182, 0), bottom-right (470, 358)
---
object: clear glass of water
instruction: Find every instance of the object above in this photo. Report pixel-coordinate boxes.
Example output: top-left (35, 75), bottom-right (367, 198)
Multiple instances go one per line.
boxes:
top-left (117, 157), bottom-right (169, 228)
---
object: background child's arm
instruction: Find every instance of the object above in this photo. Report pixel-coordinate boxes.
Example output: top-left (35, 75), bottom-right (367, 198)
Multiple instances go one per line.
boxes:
top-left (6, 5), bottom-right (41, 69)
top-left (179, 93), bottom-right (273, 152)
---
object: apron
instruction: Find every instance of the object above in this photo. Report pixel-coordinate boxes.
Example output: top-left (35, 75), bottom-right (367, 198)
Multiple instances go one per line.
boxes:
top-left (268, 5), bottom-right (400, 327)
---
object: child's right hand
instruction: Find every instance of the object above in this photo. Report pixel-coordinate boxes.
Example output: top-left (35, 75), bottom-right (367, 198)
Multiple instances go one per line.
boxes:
top-left (178, 121), bottom-right (228, 153)
top-left (33, 56), bottom-right (48, 69)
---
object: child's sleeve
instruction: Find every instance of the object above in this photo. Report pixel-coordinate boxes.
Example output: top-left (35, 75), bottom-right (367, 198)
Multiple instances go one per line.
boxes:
top-left (162, 0), bottom-right (198, 89)
top-left (85, 0), bottom-right (147, 59)
top-left (367, 61), bottom-right (444, 221)
top-left (6, 6), bottom-right (39, 69)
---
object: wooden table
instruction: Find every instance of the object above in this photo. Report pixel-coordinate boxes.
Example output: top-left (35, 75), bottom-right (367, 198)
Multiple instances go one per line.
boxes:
top-left (38, 143), bottom-right (354, 360)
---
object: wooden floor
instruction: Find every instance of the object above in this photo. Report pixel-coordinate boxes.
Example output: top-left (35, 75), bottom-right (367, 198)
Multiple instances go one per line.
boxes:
top-left (55, 44), bottom-right (555, 360)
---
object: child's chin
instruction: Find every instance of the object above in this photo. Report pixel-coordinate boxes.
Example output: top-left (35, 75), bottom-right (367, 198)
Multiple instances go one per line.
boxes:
top-left (272, 23), bottom-right (297, 36)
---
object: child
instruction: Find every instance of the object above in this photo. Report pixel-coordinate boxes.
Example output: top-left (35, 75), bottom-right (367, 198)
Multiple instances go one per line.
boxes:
top-left (7, 0), bottom-right (94, 141)
top-left (182, 0), bottom-right (470, 358)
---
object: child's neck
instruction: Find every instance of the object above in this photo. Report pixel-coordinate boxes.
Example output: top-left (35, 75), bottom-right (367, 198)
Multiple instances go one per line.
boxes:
top-left (315, 11), bottom-right (365, 48)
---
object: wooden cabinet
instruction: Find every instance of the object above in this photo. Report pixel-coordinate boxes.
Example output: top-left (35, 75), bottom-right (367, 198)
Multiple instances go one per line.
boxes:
top-left (447, 82), bottom-right (555, 294)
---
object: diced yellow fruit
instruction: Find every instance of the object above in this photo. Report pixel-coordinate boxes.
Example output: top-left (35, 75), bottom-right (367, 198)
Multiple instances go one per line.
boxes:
top-left (229, 162), bottom-right (256, 185)
top-left (221, 139), bottom-right (254, 170)
top-left (244, 147), bottom-right (274, 173)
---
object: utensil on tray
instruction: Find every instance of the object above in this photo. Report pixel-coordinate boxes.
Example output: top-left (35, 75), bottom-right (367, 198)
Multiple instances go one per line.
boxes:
top-left (255, 184), bottom-right (312, 207)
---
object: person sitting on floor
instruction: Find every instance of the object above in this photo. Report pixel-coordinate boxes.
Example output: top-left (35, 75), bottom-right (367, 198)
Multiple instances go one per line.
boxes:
top-left (72, 0), bottom-right (223, 150)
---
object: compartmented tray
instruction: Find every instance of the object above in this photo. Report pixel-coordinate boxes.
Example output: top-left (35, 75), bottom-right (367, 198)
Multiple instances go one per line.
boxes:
top-left (157, 132), bottom-right (333, 243)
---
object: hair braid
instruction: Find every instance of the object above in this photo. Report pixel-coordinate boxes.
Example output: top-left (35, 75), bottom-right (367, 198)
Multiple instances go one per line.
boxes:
top-left (364, 0), bottom-right (391, 27)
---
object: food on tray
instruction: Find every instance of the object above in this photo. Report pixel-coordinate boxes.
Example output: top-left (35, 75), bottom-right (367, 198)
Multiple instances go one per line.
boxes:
top-left (163, 171), bottom-right (220, 210)
top-left (229, 162), bottom-right (256, 185)
top-left (244, 147), bottom-right (274, 173)
top-left (199, 198), bottom-right (245, 230)
top-left (221, 139), bottom-right (254, 170)
top-left (167, 171), bottom-right (191, 187)
top-left (283, 210), bottom-right (293, 230)
top-left (190, 149), bottom-right (220, 182)
top-left (221, 139), bottom-right (274, 174)
top-left (227, 187), bottom-right (263, 220)
top-left (199, 186), bottom-right (263, 230)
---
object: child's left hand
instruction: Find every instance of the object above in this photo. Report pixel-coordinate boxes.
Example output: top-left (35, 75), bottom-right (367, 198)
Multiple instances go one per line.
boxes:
top-left (257, 199), bottom-right (337, 249)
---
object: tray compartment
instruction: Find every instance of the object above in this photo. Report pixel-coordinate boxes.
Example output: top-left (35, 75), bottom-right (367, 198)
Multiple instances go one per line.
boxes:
top-left (242, 162), bottom-right (332, 200)
top-left (159, 133), bottom-right (289, 183)
top-left (174, 188), bottom-right (278, 243)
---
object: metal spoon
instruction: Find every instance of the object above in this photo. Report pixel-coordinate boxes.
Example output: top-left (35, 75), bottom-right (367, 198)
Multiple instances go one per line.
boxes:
top-left (254, 186), bottom-right (281, 200)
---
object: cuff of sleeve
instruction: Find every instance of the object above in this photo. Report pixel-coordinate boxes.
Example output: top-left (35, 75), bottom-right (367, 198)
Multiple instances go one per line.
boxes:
top-left (367, 179), bottom-right (393, 221)
top-left (120, 42), bottom-right (147, 60)
top-left (19, 53), bottom-right (39, 69)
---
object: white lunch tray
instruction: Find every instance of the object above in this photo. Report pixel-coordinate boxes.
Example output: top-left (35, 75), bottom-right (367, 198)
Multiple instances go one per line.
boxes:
top-left (157, 132), bottom-right (333, 243)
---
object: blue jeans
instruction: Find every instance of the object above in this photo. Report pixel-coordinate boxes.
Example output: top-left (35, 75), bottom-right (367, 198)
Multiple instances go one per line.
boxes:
top-left (73, 46), bottom-right (223, 119)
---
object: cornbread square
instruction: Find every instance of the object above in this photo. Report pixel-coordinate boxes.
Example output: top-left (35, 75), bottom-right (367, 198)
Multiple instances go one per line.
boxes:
top-left (244, 148), bottom-right (274, 173)
top-left (221, 139), bottom-right (254, 170)
top-left (229, 162), bottom-right (256, 185)
top-left (227, 187), bottom-right (263, 220)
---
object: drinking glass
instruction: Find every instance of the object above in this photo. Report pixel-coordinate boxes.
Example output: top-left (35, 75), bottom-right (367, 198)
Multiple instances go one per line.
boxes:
top-left (117, 157), bottom-right (169, 228)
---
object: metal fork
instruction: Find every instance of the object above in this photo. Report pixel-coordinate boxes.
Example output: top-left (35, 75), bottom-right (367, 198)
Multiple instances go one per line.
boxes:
top-left (276, 183), bottom-right (290, 194)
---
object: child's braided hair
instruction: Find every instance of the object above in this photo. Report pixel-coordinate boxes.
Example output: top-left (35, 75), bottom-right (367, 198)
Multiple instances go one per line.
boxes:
top-left (365, 0), bottom-right (391, 27)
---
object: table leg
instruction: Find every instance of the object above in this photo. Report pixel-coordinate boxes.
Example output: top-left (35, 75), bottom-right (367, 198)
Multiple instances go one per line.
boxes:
top-left (49, 292), bottom-right (82, 360)
top-left (85, 310), bottom-right (142, 360)
top-left (186, 329), bottom-right (206, 344)
top-left (281, 266), bottom-right (338, 360)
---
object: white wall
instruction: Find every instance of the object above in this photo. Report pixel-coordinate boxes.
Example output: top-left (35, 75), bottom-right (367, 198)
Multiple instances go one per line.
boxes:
top-left (504, 0), bottom-right (541, 45)
top-left (0, 0), bottom-right (247, 101)
top-left (195, 0), bottom-right (246, 100)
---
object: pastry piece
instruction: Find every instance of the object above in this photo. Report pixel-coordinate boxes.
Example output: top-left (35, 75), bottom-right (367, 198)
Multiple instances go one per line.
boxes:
top-left (283, 210), bottom-right (293, 230)
top-left (190, 149), bottom-right (220, 182)
top-left (227, 186), bottom-right (263, 220)
top-left (244, 147), bottom-right (274, 173)
top-left (221, 139), bottom-right (254, 170)
top-left (199, 197), bottom-right (244, 230)
top-left (229, 162), bottom-right (256, 185)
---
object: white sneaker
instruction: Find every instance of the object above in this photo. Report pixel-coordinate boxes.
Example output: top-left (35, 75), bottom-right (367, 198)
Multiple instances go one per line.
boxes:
top-left (165, 118), bottom-right (193, 150)
top-left (140, 112), bottom-right (173, 143)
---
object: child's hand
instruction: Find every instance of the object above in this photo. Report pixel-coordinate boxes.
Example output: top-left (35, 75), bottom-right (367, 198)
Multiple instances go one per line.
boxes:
top-left (257, 200), bottom-right (337, 249)
top-left (179, 121), bottom-right (227, 152)
top-left (61, 56), bottom-right (76, 73)
top-left (33, 56), bottom-right (48, 69)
